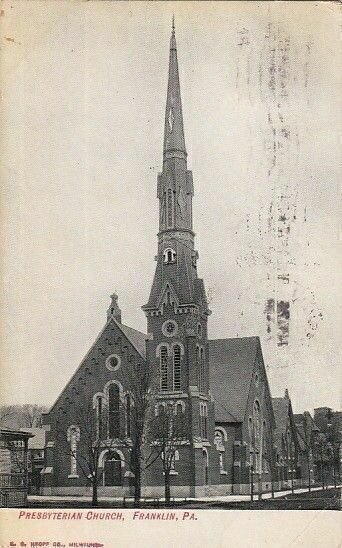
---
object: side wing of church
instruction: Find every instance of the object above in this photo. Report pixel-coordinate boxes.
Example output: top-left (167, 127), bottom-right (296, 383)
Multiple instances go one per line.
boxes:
top-left (42, 22), bottom-right (278, 498)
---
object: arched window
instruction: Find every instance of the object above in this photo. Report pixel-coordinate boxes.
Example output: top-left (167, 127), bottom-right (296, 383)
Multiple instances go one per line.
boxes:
top-left (253, 401), bottom-right (261, 447)
top-left (108, 384), bottom-right (120, 439)
top-left (248, 417), bottom-right (253, 452)
top-left (97, 396), bottom-right (103, 439)
top-left (67, 425), bottom-right (80, 477)
top-left (196, 346), bottom-right (200, 389)
top-left (262, 420), bottom-right (268, 472)
top-left (160, 346), bottom-right (168, 391)
top-left (176, 402), bottom-right (184, 416)
top-left (167, 188), bottom-right (174, 228)
top-left (125, 394), bottom-right (131, 438)
top-left (253, 401), bottom-right (261, 471)
top-left (158, 403), bottom-right (165, 416)
top-left (214, 430), bottom-right (224, 451)
top-left (173, 345), bottom-right (181, 391)
top-left (200, 348), bottom-right (205, 393)
top-left (163, 247), bottom-right (176, 264)
top-left (200, 403), bottom-right (208, 439)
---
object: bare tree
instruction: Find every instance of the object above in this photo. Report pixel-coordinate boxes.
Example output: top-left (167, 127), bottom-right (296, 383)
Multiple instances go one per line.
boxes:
top-left (0, 406), bottom-right (17, 427)
top-left (149, 401), bottom-right (188, 504)
top-left (56, 400), bottom-right (114, 507)
top-left (0, 404), bottom-right (47, 429)
top-left (313, 432), bottom-right (328, 489)
top-left (21, 404), bottom-right (47, 427)
top-left (116, 359), bottom-right (157, 505)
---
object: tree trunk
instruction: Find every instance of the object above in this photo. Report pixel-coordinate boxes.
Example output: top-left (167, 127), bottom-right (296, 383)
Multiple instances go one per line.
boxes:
top-left (92, 479), bottom-right (98, 507)
top-left (134, 465), bottom-right (141, 507)
top-left (165, 472), bottom-right (171, 505)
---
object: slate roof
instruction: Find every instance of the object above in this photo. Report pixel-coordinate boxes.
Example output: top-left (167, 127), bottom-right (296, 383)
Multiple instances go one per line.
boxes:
top-left (209, 337), bottom-right (259, 423)
top-left (119, 323), bottom-right (147, 359)
top-left (20, 428), bottom-right (47, 450)
top-left (145, 244), bottom-right (198, 309)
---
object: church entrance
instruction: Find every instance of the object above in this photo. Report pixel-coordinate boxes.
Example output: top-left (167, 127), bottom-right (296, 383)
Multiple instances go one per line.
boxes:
top-left (104, 451), bottom-right (122, 486)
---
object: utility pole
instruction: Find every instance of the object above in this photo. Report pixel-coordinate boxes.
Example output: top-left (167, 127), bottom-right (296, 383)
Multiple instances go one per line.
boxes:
top-left (250, 463), bottom-right (254, 502)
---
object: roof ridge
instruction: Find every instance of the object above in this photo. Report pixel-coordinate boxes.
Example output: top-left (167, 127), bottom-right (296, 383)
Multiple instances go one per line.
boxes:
top-left (209, 336), bottom-right (258, 343)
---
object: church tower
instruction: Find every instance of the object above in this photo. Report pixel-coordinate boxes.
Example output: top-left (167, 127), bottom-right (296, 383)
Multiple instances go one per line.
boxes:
top-left (142, 21), bottom-right (215, 496)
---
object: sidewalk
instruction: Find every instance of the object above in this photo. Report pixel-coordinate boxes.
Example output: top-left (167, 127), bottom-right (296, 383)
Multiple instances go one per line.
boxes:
top-left (28, 485), bottom-right (340, 505)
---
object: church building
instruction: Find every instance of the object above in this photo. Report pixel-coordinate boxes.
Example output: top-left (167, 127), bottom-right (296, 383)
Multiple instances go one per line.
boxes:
top-left (42, 22), bottom-right (276, 498)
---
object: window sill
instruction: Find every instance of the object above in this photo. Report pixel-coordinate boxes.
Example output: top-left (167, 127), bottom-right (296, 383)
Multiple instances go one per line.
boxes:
top-left (68, 474), bottom-right (79, 479)
top-left (220, 470), bottom-right (228, 475)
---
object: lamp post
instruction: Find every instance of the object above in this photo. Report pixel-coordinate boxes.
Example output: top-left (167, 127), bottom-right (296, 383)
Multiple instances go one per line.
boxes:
top-left (249, 462), bottom-right (254, 502)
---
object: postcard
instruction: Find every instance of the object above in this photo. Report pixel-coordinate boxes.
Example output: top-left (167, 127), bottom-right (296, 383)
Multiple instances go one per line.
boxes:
top-left (0, 1), bottom-right (340, 547)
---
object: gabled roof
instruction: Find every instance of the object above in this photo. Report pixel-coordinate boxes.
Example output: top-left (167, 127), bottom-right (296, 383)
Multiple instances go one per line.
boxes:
top-left (48, 317), bottom-right (147, 413)
top-left (272, 398), bottom-right (290, 434)
top-left (272, 395), bottom-right (304, 453)
top-left (209, 337), bottom-right (259, 422)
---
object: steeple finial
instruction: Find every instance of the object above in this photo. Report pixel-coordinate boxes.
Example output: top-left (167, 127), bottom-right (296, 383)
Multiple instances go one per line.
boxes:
top-left (164, 18), bottom-right (186, 159)
top-left (107, 292), bottom-right (122, 323)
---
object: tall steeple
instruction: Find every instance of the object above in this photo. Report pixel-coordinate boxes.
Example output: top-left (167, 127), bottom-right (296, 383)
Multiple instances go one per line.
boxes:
top-left (143, 19), bottom-right (209, 317)
top-left (143, 24), bottom-right (214, 495)
top-left (163, 18), bottom-right (187, 160)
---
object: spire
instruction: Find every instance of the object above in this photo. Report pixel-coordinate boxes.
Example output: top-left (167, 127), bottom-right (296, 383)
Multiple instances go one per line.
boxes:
top-left (163, 17), bottom-right (186, 160)
top-left (107, 292), bottom-right (122, 323)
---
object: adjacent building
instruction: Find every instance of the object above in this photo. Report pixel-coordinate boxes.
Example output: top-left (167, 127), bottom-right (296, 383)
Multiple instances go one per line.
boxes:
top-left (0, 428), bottom-right (33, 507)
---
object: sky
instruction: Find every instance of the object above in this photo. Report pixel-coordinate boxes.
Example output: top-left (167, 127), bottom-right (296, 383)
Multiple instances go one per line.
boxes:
top-left (1, 1), bottom-right (341, 414)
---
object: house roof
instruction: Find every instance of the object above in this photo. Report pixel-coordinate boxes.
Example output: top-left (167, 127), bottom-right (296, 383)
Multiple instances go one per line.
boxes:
top-left (0, 428), bottom-right (34, 441)
top-left (20, 428), bottom-right (47, 450)
top-left (209, 337), bottom-right (259, 422)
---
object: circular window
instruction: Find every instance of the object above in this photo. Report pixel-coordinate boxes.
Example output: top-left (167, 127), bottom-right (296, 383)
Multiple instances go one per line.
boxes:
top-left (106, 354), bottom-right (121, 371)
top-left (162, 319), bottom-right (178, 337)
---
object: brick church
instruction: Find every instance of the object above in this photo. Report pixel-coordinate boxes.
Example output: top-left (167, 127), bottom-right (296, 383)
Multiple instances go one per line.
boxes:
top-left (42, 22), bottom-right (276, 498)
